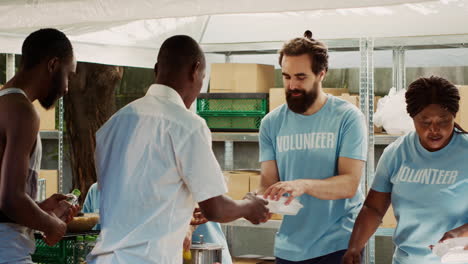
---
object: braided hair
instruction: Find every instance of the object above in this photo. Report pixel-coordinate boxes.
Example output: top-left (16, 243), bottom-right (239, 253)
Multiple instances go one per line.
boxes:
top-left (406, 76), bottom-right (467, 133)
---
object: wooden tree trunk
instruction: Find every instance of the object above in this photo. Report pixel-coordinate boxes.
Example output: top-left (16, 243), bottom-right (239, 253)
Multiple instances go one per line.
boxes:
top-left (64, 62), bottom-right (123, 203)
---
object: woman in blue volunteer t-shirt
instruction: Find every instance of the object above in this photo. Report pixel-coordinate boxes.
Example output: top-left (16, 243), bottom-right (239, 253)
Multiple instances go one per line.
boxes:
top-left (343, 76), bottom-right (468, 264)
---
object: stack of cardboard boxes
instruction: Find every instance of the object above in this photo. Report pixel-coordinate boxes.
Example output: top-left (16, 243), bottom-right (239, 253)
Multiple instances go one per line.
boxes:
top-left (33, 101), bottom-right (56, 131)
top-left (209, 63), bottom-right (273, 210)
top-left (203, 63), bottom-right (275, 131)
top-left (224, 171), bottom-right (258, 200)
top-left (38, 170), bottom-right (58, 198)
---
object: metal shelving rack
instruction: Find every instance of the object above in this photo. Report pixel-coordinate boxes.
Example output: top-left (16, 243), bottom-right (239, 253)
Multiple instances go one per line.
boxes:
top-left (360, 37), bottom-right (377, 264)
top-left (58, 97), bottom-right (65, 193)
top-left (212, 132), bottom-right (400, 145)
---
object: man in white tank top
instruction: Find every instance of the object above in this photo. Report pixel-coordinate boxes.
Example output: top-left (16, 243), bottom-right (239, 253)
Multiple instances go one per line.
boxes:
top-left (0, 28), bottom-right (78, 264)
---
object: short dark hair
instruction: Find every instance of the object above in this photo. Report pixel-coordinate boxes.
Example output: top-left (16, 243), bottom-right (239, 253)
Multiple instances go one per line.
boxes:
top-left (279, 30), bottom-right (329, 75)
top-left (406, 76), bottom-right (466, 133)
top-left (20, 28), bottom-right (73, 70)
top-left (156, 35), bottom-right (204, 77)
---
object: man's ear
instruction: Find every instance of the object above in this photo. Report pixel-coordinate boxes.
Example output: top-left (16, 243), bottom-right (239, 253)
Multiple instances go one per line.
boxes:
top-left (191, 61), bottom-right (201, 81)
top-left (47, 57), bottom-right (59, 74)
top-left (318, 70), bottom-right (326, 82)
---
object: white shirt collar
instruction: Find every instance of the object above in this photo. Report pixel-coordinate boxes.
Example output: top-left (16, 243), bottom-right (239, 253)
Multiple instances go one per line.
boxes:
top-left (146, 84), bottom-right (186, 109)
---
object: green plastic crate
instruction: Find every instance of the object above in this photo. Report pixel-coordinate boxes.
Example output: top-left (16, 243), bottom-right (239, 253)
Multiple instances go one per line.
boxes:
top-left (32, 237), bottom-right (75, 264)
top-left (197, 93), bottom-right (268, 115)
top-left (200, 113), bottom-right (265, 132)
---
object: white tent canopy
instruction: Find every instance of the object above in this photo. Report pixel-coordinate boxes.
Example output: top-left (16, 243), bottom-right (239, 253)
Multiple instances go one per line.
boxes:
top-left (0, 0), bottom-right (430, 29)
top-left (1, 0), bottom-right (468, 68)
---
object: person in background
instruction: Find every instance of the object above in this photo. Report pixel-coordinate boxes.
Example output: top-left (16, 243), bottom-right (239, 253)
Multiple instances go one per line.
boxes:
top-left (82, 183), bottom-right (100, 230)
top-left (259, 30), bottom-right (367, 264)
top-left (191, 223), bottom-right (232, 263)
top-left (343, 76), bottom-right (468, 264)
top-left (184, 213), bottom-right (233, 264)
top-left (0, 28), bottom-right (78, 264)
top-left (87, 35), bottom-right (269, 264)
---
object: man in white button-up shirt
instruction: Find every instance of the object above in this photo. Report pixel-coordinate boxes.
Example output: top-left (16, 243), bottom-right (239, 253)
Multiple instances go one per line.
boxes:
top-left (87, 35), bottom-right (269, 264)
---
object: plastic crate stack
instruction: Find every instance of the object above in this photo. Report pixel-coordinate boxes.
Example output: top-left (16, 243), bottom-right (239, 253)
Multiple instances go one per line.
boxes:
top-left (197, 93), bottom-right (269, 132)
top-left (32, 233), bottom-right (98, 264)
top-left (32, 237), bottom-right (75, 264)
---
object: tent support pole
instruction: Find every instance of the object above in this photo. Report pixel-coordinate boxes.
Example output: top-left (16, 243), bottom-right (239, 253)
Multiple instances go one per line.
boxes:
top-left (392, 48), bottom-right (406, 91)
top-left (199, 16), bottom-right (211, 43)
top-left (6, 54), bottom-right (15, 80)
top-left (360, 37), bottom-right (375, 264)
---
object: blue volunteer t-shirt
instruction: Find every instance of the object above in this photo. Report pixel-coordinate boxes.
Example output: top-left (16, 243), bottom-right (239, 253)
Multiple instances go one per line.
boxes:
top-left (372, 131), bottom-right (468, 264)
top-left (259, 95), bottom-right (367, 261)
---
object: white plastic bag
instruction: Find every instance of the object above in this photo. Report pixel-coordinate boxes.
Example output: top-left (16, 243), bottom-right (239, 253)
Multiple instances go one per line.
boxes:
top-left (432, 237), bottom-right (468, 263)
top-left (257, 195), bottom-right (304, 215)
top-left (374, 88), bottom-right (415, 135)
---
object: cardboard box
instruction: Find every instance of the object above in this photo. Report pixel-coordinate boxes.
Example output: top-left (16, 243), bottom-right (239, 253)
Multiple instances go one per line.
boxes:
top-left (374, 96), bottom-right (383, 133)
top-left (348, 94), bottom-right (381, 110)
top-left (269, 88), bottom-right (285, 112)
top-left (337, 93), bottom-right (359, 107)
top-left (33, 101), bottom-right (56, 130)
top-left (456, 85), bottom-right (468, 130)
top-left (39, 170), bottom-right (58, 198)
top-left (224, 171), bottom-right (252, 200)
top-left (380, 205), bottom-right (396, 228)
top-left (249, 175), bottom-right (261, 193)
top-left (210, 63), bottom-right (275, 93)
top-left (347, 94), bottom-right (383, 133)
top-left (323, 88), bottom-right (349, 96)
top-left (374, 96), bottom-right (382, 113)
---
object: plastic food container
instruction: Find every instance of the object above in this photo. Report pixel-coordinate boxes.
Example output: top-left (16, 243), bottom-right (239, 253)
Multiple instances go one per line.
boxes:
top-left (257, 195), bottom-right (304, 215)
top-left (432, 237), bottom-right (468, 263)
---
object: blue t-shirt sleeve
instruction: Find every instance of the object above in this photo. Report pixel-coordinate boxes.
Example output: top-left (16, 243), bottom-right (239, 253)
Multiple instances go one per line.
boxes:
top-left (83, 183), bottom-right (98, 213)
top-left (259, 116), bottom-right (275, 162)
top-left (338, 109), bottom-right (367, 161)
top-left (82, 186), bottom-right (95, 213)
top-left (371, 146), bottom-right (394, 193)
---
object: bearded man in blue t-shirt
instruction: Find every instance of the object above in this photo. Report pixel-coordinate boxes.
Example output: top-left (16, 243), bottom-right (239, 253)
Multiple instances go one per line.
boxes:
top-left (259, 30), bottom-right (368, 264)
